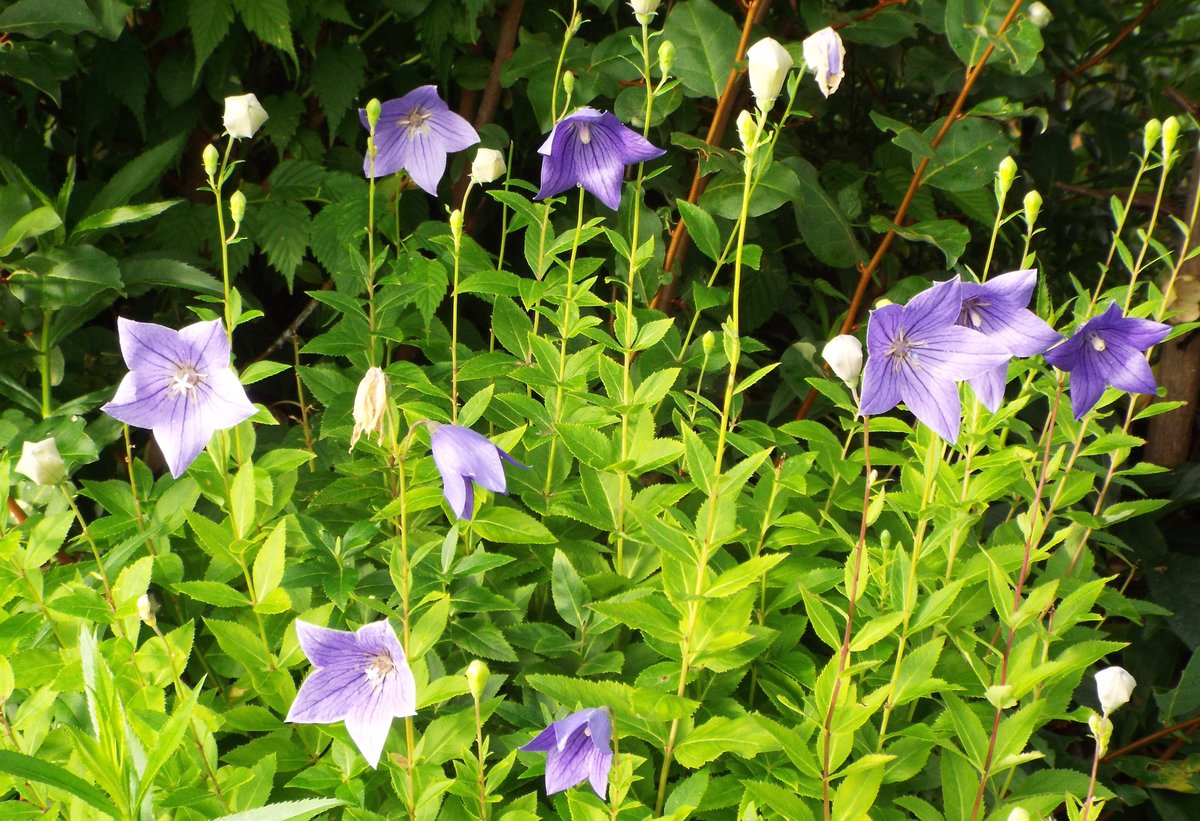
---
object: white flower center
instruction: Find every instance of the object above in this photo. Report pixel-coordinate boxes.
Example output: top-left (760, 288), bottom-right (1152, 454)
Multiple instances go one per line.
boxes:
top-left (364, 652), bottom-right (395, 688)
top-left (959, 297), bottom-right (989, 329)
top-left (577, 123), bottom-right (591, 144)
top-left (168, 365), bottom-right (206, 397)
top-left (398, 105), bottom-right (432, 139)
top-left (1088, 333), bottom-right (1107, 352)
top-left (885, 330), bottom-right (926, 372)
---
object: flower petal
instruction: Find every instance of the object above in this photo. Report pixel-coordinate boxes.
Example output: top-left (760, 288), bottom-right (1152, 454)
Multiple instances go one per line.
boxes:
top-left (152, 393), bottom-right (214, 478)
top-left (178, 319), bottom-right (230, 373)
top-left (903, 278), bottom-right (962, 336)
top-left (403, 132), bottom-right (449, 196)
top-left (117, 317), bottom-right (183, 374)
top-left (864, 303), bottom-right (903, 356)
top-left (914, 326), bottom-right (1011, 381)
top-left (520, 725), bottom-right (559, 753)
top-left (295, 621), bottom-right (361, 668)
top-left (898, 363), bottom-right (962, 443)
top-left (1095, 338), bottom-right (1158, 396)
top-left (968, 364), bottom-right (1007, 413)
top-left (973, 305), bottom-right (1061, 357)
top-left (588, 749), bottom-right (613, 799)
top-left (858, 355), bottom-right (903, 416)
top-left (196, 369), bottom-right (257, 431)
top-left (102, 373), bottom-right (175, 428)
top-left (544, 728), bottom-right (594, 794)
top-left (343, 691), bottom-right (396, 768)
top-left (599, 111), bottom-right (665, 164)
top-left (286, 666), bottom-right (363, 724)
top-left (426, 108), bottom-right (480, 153)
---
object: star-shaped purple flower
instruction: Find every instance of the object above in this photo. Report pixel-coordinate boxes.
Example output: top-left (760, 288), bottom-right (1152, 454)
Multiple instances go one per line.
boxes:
top-left (520, 708), bottom-right (613, 799)
top-left (1043, 301), bottom-right (1171, 419)
top-left (430, 423), bottom-right (525, 521)
top-left (535, 108), bottom-right (665, 210)
top-left (956, 268), bottom-right (1061, 411)
top-left (359, 86), bottom-right (479, 196)
top-left (859, 278), bottom-right (1010, 443)
top-left (285, 621), bottom-right (417, 768)
top-left (101, 318), bottom-right (256, 478)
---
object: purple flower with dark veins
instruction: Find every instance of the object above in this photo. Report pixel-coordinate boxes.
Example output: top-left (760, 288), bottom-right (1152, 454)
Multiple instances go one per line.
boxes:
top-left (535, 108), bottom-right (665, 210)
top-left (285, 621), bottom-right (416, 768)
top-left (956, 268), bottom-right (1061, 411)
top-left (359, 86), bottom-right (479, 196)
top-left (859, 278), bottom-right (1010, 443)
top-left (520, 708), bottom-right (613, 799)
top-left (101, 318), bottom-right (256, 478)
top-left (430, 423), bottom-right (526, 521)
top-left (1043, 302), bottom-right (1171, 419)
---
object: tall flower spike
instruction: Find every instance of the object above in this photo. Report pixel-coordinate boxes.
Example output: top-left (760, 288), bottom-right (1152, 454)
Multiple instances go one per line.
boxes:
top-left (535, 108), bottom-right (665, 211)
top-left (286, 621), bottom-right (417, 768)
top-left (520, 708), bottom-right (613, 799)
top-left (956, 269), bottom-right (1061, 411)
top-left (859, 278), bottom-right (1010, 443)
top-left (359, 86), bottom-right (480, 196)
top-left (101, 319), bottom-right (256, 478)
top-left (1043, 302), bottom-right (1171, 419)
top-left (430, 423), bottom-right (526, 521)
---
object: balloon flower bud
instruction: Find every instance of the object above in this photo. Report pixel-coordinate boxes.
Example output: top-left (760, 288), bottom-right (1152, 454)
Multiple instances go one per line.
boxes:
top-left (16, 437), bottom-right (66, 485)
top-left (223, 93), bottom-right (268, 140)
top-left (736, 109), bottom-right (758, 153)
top-left (365, 98), bottom-right (382, 133)
top-left (747, 37), bottom-right (793, 112)
top-left (1162, 116), bottom-right (1180, 156)
top-left (229, 190), bottom-right (246, 227)
top-left (701, 330), bottom-right (716, 357)
top-left (822, 334), bottom-right (863, 387)
top-left (658, 40), bottom-right (676, 77)
top-left (802, 27), bottom-right (846, 98)
top-left (449, 208), bottom-right (464, 244)
top-left (1095, 666), bottom-right (1136, 714)
top-left (562, 70), bottom-right (576, 98)
top-left (1023, 190), bottom-right (1042, 228)
top-left (997, 156), bottom-right (1017, 198)
top-left (350, 367), bottom-right (389, 450)
top-left (1143, 119), bottom-right (1162, 156)
top-left (137, 594), bottom-right (156, 628)
top-left (471, 148), bottom-right (506, 185)
top-left (629, 0), bottom-right (660, 24)
top-left (1028, 2), bottom-right (1052, 27)
top-left (1007, 809), bottom-right (1032, 821)
top-left (466, 659), bottom-right (490, 700)
top-left (202, 144), bottom-right (219, 179)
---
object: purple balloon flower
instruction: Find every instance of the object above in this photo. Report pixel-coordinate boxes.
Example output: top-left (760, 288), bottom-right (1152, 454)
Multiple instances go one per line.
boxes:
top-left (101, 318), bottom-right (256, 478)
top-left (859, 278), bottom-right (1010, 443)
top-left (285, 621), bottom-right (417, 768)
top-left (359, 86), bottom-right (479, 196)
top-left (535, 108), bottom-right (665, 210)
top-left (956, 268), bottom-right (1061, 411)
top-left (430, 423), bottom-right (525, 521)
top-left (520, 708), bottom-right (613, 799)
top-left (1043, 301), bottom-right (1171, 419)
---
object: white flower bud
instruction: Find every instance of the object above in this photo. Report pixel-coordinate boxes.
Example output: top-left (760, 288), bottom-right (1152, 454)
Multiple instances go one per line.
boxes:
top-left (1007, 809), bottom-right (1032, 821)
top-left (1095, 666), bottom-right (1136, 714)
top-left (223, 93), bottom-right (269, 140)
top-left (736, 109), bottom-right (757, 153)
top-left (137, 594), bottom-right (156, 628)
top-left (629, 0), bottom-right (660, 23)
top-left (350, 367), bottom-right (389, 450)
top-left (16, 438), bottom-right (66, 485)
top-left (746, 37), bottom-right (793, 112)
top-left (1028, 2), bottom-right (1052, 27)
top-left (822, 334), bottom-right (863, 387)
top-left (802, 27), bottom-right (846, 99)
top-left (471, 148), bottom-right (507, 185)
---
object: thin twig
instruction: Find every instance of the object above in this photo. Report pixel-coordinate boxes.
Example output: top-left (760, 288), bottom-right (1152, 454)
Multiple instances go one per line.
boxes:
top-left (251, 280), bottom-right (331, 363)
top-left (1066, 0), bottom-right (1160, 79)
top-left (1103, 715), bottom-right (1200, 763)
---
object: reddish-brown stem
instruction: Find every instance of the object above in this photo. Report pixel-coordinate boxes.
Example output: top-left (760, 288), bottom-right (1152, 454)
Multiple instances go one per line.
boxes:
top-left (821, 415), bottom-right (872, 821)
top-left (968, 379), bottom-right (1063, 821)
top-left (1103, 715), bottom-right (1200, 763)
top-left (1066, 0), bottom-right (1160, 79)
top-left (795, 0), bottom-right (1027, 422)
top-left (6, 497), bottom-right (26, 525)
top-left (649, 0), bottom-right (770, 312)
top-left (832, 0), bottom-right (909, 30)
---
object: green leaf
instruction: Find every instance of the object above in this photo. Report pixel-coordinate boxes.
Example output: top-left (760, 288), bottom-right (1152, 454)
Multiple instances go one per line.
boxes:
top-left (252, 199), bottom-right (310, 289)
top-left (870, 215), bottom-right (970, 267)
top-left (85, 134), bottom-right (187, 216)
top-left (120, 256), bottom-right (222, 295)
top-left (472, 507), bottom-right (555, 544)
top-left (700, 164), bottom-right (802, 220)
top-left (0, 0), bottom-right (100, 38)
top-left (239, 360), bottom-right (290, 385)
top-left (189, 0), bottom-right (234, 77)
top-left (919, 117), bottom-right (1008, 192)
top-left (175, 581), bottom-right (251, 608)
top-left (0, 205), bottom-right (61, 255)
top-left (10, 245), bottom-right (122, 311)
top-left (787, 157), bottom-right (868, 268)
top-left (229, 462), bottom-right (257, 540)
top-left (0, 750), bottom-right (120, 817)
top-left (212, 799), bottom-right (345, 821)
top-left (674, 716), bottom-right (781, 768)
top-left (705, 554), bottom-right (785, 599)
top-left (71, 200), bottom-right (180, 237)
top-left (677, 199), bottom-right (722, 262)
top-left (833, 755), bottom-right (889, 821)
top-left (135, 682), bottom-right (200, 807)
top-left (559, 424), bottom-right (613, 470)
top-left (232, 0), bottom-right (296, 61)
top-left (552, 549), bottom-right (589, 629)
top-left (662, 0), bottom-right (740, 99)
top-left (311, 42), bottom-right (366, 138)
top-left (253, 521), bottom-right (286, 600)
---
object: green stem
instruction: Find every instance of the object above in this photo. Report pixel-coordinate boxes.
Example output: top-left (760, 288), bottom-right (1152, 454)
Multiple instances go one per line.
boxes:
top-left (451, 184), bottom-right (474, 422)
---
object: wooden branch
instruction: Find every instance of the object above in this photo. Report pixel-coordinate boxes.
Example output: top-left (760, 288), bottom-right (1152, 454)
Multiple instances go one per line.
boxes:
top-left (1067, 0), bottom-right (1160, 79)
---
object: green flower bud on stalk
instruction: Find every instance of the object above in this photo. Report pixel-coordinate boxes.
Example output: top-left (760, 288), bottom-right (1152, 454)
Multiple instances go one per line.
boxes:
top-left (996, 156), bottom-right (1017, 199)
top-left (701, 330), bottom-right (715, 356)
top-left (658, 40), bottom-right (676, 77)
top-left (229, 190), bottom-right (246, 227)
top-left (1023, 189), bottom-right (1042, 229)
top-left (1162, 116), bottom-right (1180, 156)
top-left (562, 70), bottom-right (576, 99)
top-left (736, 109), bottom-right (757, 154)
top-left (202, 144), bottom-right (219, 179)
top-left (365, 98), bottom-right (382, 133)
top-left (1143, 119), bottom-right (1162, 155)
top-left (467, 659), bottom-right (490, 700)
top-left (449, 208), bottom-right (464, 244)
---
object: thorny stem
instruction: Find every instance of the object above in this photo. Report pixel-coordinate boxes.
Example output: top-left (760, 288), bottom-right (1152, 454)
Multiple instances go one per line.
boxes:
top-left (822, 416), bottom-right (872, 821)
top-left (968, 378), bottom-right (1064, 821)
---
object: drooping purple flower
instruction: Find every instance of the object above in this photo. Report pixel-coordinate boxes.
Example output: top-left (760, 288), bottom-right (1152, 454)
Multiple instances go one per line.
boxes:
top-left (859, 278), bottom-right (1010, 443)
top-left (359, 86), bottom-right (479, 196)
top-left (520, 708), bottom-right (613, 799)
top-left (956, 268), bottom-right (1062, 411)
top-left (285, 621), bottom-right (416, 768)
top-left (535, 108), bottom-right (665, 210)
top-left (1043, 302), bottom-right (1171, 419)
top-left (430, 423), bottom-right (526, 520)
top-left (101, 318), bottom-right (256, 478)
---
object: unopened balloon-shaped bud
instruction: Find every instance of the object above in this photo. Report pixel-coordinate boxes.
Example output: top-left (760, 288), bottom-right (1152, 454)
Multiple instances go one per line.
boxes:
top-left (223, 93), bottom-right (268, 140)
top-left (1023, 190), bottom-right (1042, 228)
top-left (16, 438), bottom-right (66, 485)
top-left (1095, 666), bottom-right (1136, 714)
top-left (1028, 2), bottom-right (1052, 27)
top-left (350, 366), bottom-right (389, 450)
top-left (701, 331), bottom-right (716, 356)
top-left (137, 594), bottom-right (156, 628)
top-left (562, 70), bottom-right (576, 98)
top-left (997, 156), bottom-right (1017, 198)
top-left (1162, 116), bottom-right (1180, 156)
top-left (1007, 808), bottom-right (1032, 821)
top-left (471, 148), bottom-right (506, 185)
top-left (659, 40), bottom-right (676, 77)
top-left (202, 144), bottom-right (219, 179)
top-left (1143, 119), bottom-right (1162, 155)
top-left (629, 0), bottom-right (660, 24)
top-left (449, 208), bottom-right (464, 243)
top-left (737, 109), bottom-right (758, 153)
top-left (747, 37), bottom-right (793, 112)
top-left (802, 27), bottom-right (846, 98)
top-left (365, 98), bottom-right (382, 133)
top-left (229, 190), bottom-right (246, 226)
top-left (466, 659), bottom-right (490, 700)
top-left (822, 334), bottom-right (863, 387)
